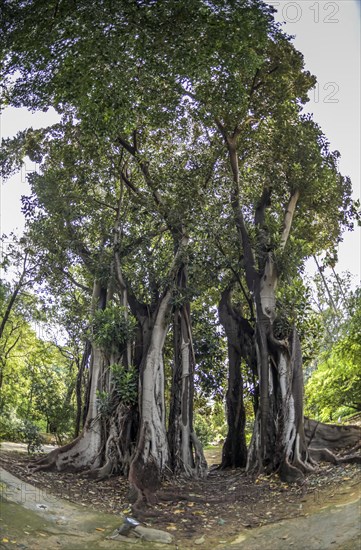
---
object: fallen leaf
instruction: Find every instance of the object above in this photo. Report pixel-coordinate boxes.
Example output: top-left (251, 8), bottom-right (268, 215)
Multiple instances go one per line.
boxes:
top-left (95, 528), bottom-right (105, 532)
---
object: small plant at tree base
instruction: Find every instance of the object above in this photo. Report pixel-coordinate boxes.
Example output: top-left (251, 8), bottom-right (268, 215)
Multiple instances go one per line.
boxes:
top-left (96, 390), bottom-right (113, 417)
top-left (21, 420), bottom-right (44, 454)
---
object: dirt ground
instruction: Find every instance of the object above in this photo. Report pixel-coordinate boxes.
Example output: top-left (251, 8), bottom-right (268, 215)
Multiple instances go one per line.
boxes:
top-left (0, 444), bottom-right (360, 548)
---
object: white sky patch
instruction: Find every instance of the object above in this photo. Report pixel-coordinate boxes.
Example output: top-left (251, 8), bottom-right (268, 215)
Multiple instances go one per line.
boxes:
top-left (0, 107), bottom-right (61, 238)
top-left (269, 0), bottom-right (360, 284)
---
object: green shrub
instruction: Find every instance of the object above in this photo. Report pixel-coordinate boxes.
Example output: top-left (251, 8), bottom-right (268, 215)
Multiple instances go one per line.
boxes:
top-left (111, 364), bottom-right (138, 405)
top-left (194, 400), bottom-right (228, 447)
top-left (21, 420), bottom-right (44, 454)
top-left (0, 409), bottom-right (24, 441)
top-left (92, 306), bottom-right (136, 351)
top-left (194, 413), bottom-right (214, 447)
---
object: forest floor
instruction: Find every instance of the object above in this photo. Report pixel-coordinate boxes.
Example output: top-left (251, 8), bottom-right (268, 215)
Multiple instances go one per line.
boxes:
top-left (0, 443), bottom-right (360, 549)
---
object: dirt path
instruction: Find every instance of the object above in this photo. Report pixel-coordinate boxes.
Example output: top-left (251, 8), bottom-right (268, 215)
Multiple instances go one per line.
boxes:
top-left (217, 492), bottom-right (361, 550)
top-left (1, 466), bottom-right (360, 550)
top-left (1, 467), bottom-right (164, 550)
top-left (1, 443), bottom-right (360, 549)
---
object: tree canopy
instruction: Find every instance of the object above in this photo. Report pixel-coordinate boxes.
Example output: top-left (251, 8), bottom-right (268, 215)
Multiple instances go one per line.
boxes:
top-left (1, 0), bottom-right (359, 492)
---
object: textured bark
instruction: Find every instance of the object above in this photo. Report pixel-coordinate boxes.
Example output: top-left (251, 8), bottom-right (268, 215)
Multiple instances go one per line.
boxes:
top-left (246, 255), bottom-right (314, 482)
top-left (129, 235), bottom-right (198, 507)
top-left (128, 290), bottom-right (172, 508)
top-left (247, 320), bottom-right (314, 481)
top-left (218, 287), bottom-right (251, 469)
top-left (306, 420), bottom-right (361, 466)
top-left (305, 418), bottom-right (360, 450)
top-left (74, 340), bottom-right (91, 438)
top-left (31, 280), bottom-right (138, 477)
top-left (168, 264), bottom-right (207, 478)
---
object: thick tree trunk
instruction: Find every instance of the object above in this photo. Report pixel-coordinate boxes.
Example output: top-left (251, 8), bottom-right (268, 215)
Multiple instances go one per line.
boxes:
top-left (128, 290), bottom-right (172, 506)
top-left (33, 343), bottom-right (104, 472)
top-left (129, 235), bottom-right (193, 507)
top-left (218, 288), bottom-right (248, 469)
top-left (31, 280), bottom-right (138, 476)
top-left (247, 258), bottom-right (314, 481)
top-left (168, 264), bottom-right (207, 477)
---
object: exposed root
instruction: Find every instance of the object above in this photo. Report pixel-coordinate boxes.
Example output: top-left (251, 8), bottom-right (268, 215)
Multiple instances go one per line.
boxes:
top-left (308, 447), bottom-right (338, 465)
top-left (305, 418), bottom-right (361, 466)
top-left (190, 431), bottom-right (208, 478)
top-left (337, 453), bottom-right (361, 465)
top-left (292, 455), bottom-right (316, 474)
top-left (279, 459), bottom-right (305, 483)
top-left (158, 491), bottom-right (207, 504)
top-left (339, 442), bottom-right (361, 456)
top-left (27, 427), bottom-right (102, 473)
top-left (29, 438), bottom-right (81, 472)
top-left (85, 459), bottom-right (114, 480)
top-left (305, 418), bottom-right (361, 450)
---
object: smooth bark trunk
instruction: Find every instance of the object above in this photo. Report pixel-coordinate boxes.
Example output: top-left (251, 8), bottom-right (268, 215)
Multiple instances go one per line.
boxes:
top-left (168, 264), bottom-right (207, 477)
top-left (247, 258), bottom-right (314, 481)
top-left (128, 290), bottom-right (172, 505)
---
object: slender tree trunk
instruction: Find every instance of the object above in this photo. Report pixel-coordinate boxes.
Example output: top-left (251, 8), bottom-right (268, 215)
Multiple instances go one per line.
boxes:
top-left (74, 339), bottom-right (91, 438)
top-left (168, 264), bottom-right (207, 477)
top-left (0, 253), bottom-right (29, 341)
top-left (218, 287), bottom-right (248, 469)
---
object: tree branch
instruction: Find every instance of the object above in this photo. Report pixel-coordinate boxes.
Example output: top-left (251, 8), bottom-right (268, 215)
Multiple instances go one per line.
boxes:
top-left (225, 137), bottom-right (257, 291)
top-left (280, 190), bottom-right (300, 251)
top-left (255, 186), bottom-right (272, 227)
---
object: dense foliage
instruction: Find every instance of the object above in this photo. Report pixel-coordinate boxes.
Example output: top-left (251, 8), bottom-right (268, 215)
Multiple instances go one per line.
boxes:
top-left (306, 284), bottom-right (361, 421)
top-left (0, 0), bottom-right (359, 481)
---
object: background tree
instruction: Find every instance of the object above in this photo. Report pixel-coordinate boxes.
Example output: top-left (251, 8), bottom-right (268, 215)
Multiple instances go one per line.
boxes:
top-left (306, 285), bottom-right (361, 421)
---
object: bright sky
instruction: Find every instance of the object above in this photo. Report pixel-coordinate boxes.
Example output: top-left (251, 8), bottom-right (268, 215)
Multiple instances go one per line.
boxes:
top-left (269, 0), bottom-right (361, 283)
top-left (0, 0), bottom-right (360, 283)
